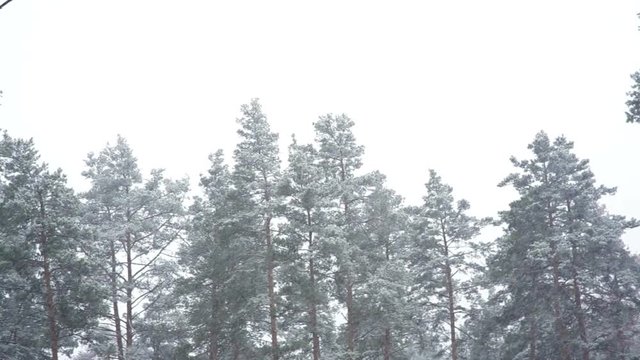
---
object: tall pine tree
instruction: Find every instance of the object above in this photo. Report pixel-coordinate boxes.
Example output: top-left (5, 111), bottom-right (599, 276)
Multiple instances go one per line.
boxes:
top-left (82, 136), bottom-right (188, 359)
top-left (314, 113), bottom-right (370, 359)
top-left (278, 137), bottom-right (339, 359)
top-left (409, 170), bottom-right (489, 360)
top-left (482, 132), bottom-right (640, 359)
top-left (232, 99), bottom-right (283, 360)
top-left (0, 131), bottom-right (104, 360)
top-left (358, 175), bottom-right (412, 360)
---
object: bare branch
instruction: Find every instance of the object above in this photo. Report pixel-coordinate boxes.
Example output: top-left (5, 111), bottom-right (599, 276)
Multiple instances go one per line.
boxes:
top-left (0, 0), bottom-right (15, 10)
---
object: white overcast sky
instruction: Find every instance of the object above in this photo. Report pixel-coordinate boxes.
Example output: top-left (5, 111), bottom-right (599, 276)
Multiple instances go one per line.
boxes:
top-left (1, 1), bottom-right (639, 250)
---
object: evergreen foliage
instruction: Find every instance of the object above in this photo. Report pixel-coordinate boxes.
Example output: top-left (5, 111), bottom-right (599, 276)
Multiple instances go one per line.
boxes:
top-left (1, 105), bottom-right (638, 360)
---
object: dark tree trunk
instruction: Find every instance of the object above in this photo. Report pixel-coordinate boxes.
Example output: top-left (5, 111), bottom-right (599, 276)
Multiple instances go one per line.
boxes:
top-left (126, 233), bottom-right (134, 353)
top-left (232, 338), bottom-right (241, 360)
top-left (266, 216), bottom-right (279, 360)
top-left (346, 282), bottom-right (355, 359)
top-left (43, 252), bottom-right (59, 360)
top-left (110, 241), bottom-right (125, 360)
top-left (441, 221), bottom-right (458, 360)
top-left (548, 205), bottom-right (570, 360)
top-left (209, 285), bottom-right (219, 360)
top-left (571, 244), bottom-right (590, 360)
top-left (610, 274), bottom-right (627, 360)
top-left (340, 157), bottom-right (357, 359)
top-left (39, 195), bottom-right (59, 360)
top-left (529, 275), bottom-right (538, 360)
top-left (383, 328), bottom-right (391, 360)
top-left (567, 201), bottom-right (590, 360)
top-left (308, 210), bottom-right (321, 360)
top-left (262, 170), bottom-right (279, 360)
top-left (528, 315), bottom-right (537, 360)
top-left (382, 234), bottom-right (392, 360)
top-left (209, 330), bottom-right (219, 360)
top-left (551, 244), bottom-right (570, 360)
top-left (342, 169), bottom-right (357, 359)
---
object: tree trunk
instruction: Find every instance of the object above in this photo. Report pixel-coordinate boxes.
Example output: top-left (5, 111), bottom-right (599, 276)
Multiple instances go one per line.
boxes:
top-left (266, 216), bottom-right (279, 360)
top-left (346, 282), bottom-right (355, 359)
top-left (209, 330), bottom-right (219, 360)
top-left (529, 274), bottom-right (538, 360)
top-left (342, 177), bottom-right (357, 359)
top-left (261, 170), bottom-right (279, 360)
top-left (209, 285), bottom-right (219, 360)
top-left (308, 210), bottom-right (320, 360)
top-left (611, 274), bottom-right (627, 360)
top-left (551, 246), bottom-right (570, 360)
top-left (39, 196), bottom-right (59, 360)
top-left (382, 234), bottom-right (392, 360)
top-left (570, 244), bottom-right (590, 360)
top-left (110, 241), bottom-right (125, 360)
top-left (232, 338), bottom-right (241, 360)
top-left (126, 232), bottom-right (134, 353)
top-left (548, 206), bottom-right (570, 360)
top-left (383, 328), bottom-right (391, 360)
top-left (567, 201), bottom-right (590, 360)
top-left (441, 221), bottom-right (458, 360)
top-left (445, 269), bottom-right (458, 360)
top-left (309, 266), bottom-right (320, 360)
top-left (43, 251), bottom-right (59, 360)
top-left (528, 315), bottom-right (537, 360)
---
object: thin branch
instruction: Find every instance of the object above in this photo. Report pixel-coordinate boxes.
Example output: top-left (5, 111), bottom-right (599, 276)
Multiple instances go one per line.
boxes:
top-left (0, 0), bottom-right (15, 10)
top-left (131, 217), bottom-right (174, 246)
top-left (131, 281), bottom-right (165, 308)
top-left (131, 233), bottom-right (177, 280)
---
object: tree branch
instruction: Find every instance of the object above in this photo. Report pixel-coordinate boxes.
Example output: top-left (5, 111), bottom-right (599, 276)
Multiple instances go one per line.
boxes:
top-left (0, 0), bottom-right (15, 10)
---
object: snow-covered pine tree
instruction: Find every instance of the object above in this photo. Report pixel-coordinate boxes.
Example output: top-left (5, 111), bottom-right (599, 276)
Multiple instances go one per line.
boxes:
top-left (313, 113), bottom-right (371, 360)
top-left (232, 99), bottom-right (283, 360)
top-left (278, 137), bottom-right (339, 359)
top-left (408, 170), bottom-right (490, 360)
top-left (82, 136), bottom-right (188, 359)
top-left (178, 149), bottom-right (265, 359)
top-left (482, 131), bottom-right (640, 360)
top-left (0, 130), bottom-right (105, 360)
top-left (358, 174), bottom-right (413, 360)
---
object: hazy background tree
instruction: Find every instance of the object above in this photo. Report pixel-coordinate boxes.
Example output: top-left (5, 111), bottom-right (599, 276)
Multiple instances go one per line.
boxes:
top-left (625, 71), bottom-right (640, 123)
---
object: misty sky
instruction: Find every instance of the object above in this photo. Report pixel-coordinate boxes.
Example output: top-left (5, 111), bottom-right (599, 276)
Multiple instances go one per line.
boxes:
top-left (1, 1), bottom-right (639, 251)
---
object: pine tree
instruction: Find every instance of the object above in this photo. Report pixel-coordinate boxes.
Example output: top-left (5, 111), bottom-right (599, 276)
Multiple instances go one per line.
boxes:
top-left (482, 131), bottom-right (640, 359)
top-left (408, 170), bottom-right (489, 360)
top-left (0, 131), bottom-right (104, 360)
top-left (178, 150), bottom-right (230, 360)
top-left (136, 277), bottom-right (192, 360)
top-left (357, 175), bottom-right (412, 360)
top-left (313, 113), bottom-right (369, 359)
top-left (82, 135), bottom-right (188, 359)
top-left (0, 131), bottom-right (48, 359)
top-left (178, 149), bottom-right (263, 359)
top-left (278, 137), bottom-right (338, 359)
top-left (232, 99), bottom-right (283, 360)
top-left (625, 13), bottom-right (640, 125)
top-left (625, 71), bottom-right (640, 123)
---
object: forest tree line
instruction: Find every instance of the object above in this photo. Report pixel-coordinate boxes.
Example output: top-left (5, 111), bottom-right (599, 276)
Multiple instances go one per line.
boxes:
top-left (1, 99), bottom-right (639, 360)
